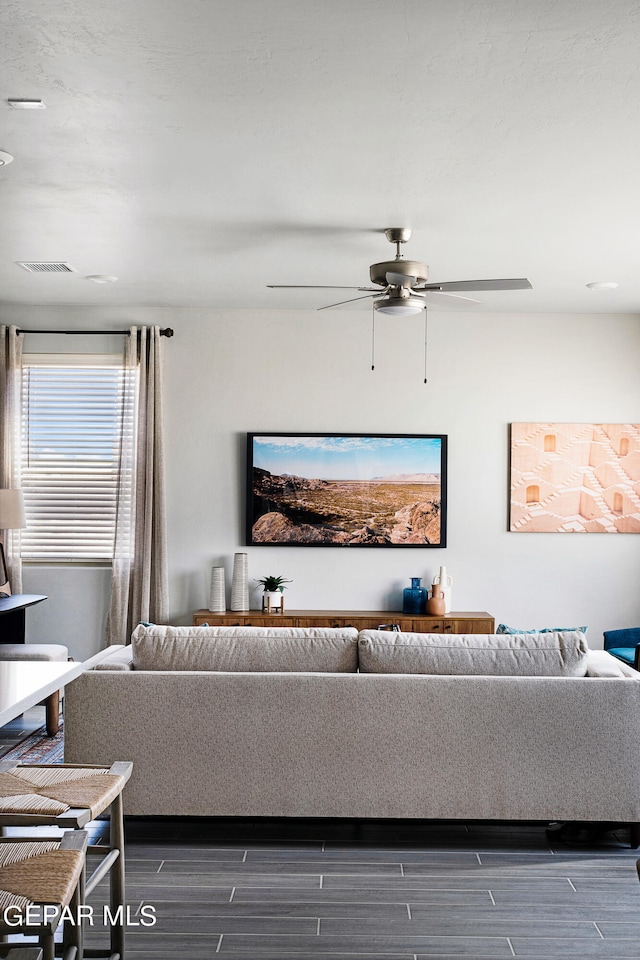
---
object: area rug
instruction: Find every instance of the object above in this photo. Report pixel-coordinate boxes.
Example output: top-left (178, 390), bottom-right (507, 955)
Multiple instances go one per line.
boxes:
top-left (0, 720), bottom-right (64, 764)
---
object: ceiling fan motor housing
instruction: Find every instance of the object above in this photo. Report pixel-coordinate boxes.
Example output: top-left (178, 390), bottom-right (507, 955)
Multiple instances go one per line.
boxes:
top-left (370, 259), bottom-right (429, 287)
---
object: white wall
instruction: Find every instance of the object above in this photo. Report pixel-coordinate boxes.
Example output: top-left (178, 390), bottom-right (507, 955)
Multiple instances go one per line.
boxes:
top-left (4, 304), bottom-right (640, 658)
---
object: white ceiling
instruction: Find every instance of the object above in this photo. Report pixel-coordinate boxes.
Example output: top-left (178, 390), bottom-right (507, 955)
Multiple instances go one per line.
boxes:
top-left (2, 0), bottom-right (640, 314)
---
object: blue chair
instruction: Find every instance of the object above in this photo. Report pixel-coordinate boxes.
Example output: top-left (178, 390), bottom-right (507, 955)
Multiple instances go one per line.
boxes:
top-left (603, 628), bottom-right (640, 670)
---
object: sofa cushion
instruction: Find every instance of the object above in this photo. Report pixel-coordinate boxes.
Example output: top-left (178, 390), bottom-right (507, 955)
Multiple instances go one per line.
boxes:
top-left (94, 646), bottom-right (134, 671)
top-left (358, 630), bottom-right (589, 676)
top-left (131, 624), bottom-right (359, 672)
top-left (603, 627), bottom-right (640, 669)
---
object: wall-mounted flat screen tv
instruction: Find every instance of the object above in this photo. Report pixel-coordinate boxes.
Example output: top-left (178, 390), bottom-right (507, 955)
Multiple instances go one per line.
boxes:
top-left (246, 432), bottom-right (447, 547)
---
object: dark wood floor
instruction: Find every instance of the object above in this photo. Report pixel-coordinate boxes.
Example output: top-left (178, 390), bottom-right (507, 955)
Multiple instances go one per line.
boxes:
top-left (81, 816), bottom-right (640, 959)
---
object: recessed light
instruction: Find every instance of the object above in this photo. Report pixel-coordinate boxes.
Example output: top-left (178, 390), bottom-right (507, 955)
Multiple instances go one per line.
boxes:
top-left (586, 281), bottom-right (618, 290)
top-left (7, 99), bottom-right (45, 109)
top-left (0, 150), bottom-right (14, 166)
top-left (86, 275), bottom-right (118, 284)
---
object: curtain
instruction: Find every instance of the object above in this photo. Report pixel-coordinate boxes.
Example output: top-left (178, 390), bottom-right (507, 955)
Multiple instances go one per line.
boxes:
top-left (107, 326), bottom-right (169, 643)
top-left (0, 326), bottom-right (23, 593)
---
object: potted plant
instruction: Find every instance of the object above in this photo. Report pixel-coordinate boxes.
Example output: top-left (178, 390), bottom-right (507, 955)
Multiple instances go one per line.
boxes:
top-left (255, 575), bottom-right (291, 613)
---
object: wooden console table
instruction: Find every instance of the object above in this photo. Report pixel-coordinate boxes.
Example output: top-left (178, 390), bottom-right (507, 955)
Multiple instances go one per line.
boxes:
top-left (193, 609), bottom-right (495, 634)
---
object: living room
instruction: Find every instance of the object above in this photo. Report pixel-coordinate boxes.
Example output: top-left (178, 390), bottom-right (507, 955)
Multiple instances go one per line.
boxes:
top-left (1, 1), bottom-right (640, 958)
top-left (10, 307), bottom-right (640, 661)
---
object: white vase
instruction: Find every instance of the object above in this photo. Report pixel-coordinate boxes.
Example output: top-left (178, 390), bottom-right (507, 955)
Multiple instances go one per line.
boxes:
top-left (208, 566), bottom-right (226, 613)
top-left (230, 552), bottom-right (249, 611)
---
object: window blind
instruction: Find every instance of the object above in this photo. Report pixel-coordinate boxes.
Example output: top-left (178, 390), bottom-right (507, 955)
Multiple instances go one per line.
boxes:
top-left (20, 354), bottom-right (135, 560)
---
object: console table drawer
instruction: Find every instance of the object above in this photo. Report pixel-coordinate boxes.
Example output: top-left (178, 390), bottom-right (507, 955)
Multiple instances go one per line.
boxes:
top-left (446, 618), bottom-right (495, 634)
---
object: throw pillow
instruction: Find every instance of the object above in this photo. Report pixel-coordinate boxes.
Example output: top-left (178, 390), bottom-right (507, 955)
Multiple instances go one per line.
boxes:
top-left (497, 623), bottom-right (588, 635)
top-left (585, 649), bottom-right (639, 678)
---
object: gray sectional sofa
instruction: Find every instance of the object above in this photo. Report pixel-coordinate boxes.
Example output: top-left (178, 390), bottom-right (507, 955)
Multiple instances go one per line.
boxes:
top-left (64, 625), bottom-right (640, 835)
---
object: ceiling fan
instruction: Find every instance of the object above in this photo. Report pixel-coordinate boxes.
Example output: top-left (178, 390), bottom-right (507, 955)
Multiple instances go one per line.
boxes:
top-left (268, 227), bottom-right (533, 315)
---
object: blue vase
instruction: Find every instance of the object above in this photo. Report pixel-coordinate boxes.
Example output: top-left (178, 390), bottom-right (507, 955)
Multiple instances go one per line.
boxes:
top-left (403, 577), bottom-right (427, 615)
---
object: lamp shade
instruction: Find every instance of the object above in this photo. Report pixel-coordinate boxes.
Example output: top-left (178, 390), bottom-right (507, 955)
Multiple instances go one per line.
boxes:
top-left (0, 489), bottom-right (26, 529)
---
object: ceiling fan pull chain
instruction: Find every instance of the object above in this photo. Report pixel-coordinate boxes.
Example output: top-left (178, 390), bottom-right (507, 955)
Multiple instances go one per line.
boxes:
top-left (371, 306), bottom-right (376, 371)
top-left (423, 306), bottom-right (428, 384)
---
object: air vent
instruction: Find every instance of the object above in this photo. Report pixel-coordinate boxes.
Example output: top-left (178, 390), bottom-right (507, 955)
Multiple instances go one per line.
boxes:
top-left (15, 261), bottom-right (76, 274)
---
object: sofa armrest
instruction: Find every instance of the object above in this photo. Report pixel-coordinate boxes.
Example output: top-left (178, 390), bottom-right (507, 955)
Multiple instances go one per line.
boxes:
top-left (84, 645), bottom-right (134, 671)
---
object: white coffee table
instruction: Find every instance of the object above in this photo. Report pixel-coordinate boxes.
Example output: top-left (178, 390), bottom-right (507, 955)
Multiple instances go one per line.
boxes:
top-left (0, 659), bottom-right (83, 729)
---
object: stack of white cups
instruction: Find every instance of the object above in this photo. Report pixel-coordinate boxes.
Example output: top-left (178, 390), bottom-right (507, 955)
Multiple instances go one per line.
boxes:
top-left (208, 566), bottom-right (226, 613)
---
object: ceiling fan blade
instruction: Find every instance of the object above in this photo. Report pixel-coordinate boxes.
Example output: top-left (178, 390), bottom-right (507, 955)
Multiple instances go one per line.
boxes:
top-left (386, 271), bottom-right (417, 288)
top-left (267, 284), bottom-right (362, 290)
top-left (317, 293), bottom-right (379, 310)
top-left (423, 291), bottom-right (482, 305)
top-left (422, 278), bottom-right (533, 292)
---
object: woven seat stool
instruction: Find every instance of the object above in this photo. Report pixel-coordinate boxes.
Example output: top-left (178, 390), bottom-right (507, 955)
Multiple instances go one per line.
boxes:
top-left (6, 950), bottom-right (45, 959)
top-left (0, 763), bottom-right (132, 960)
top-left (0, 831), bottom-right (87, 960)
top-left (6, 948), bottom-right (45, 959)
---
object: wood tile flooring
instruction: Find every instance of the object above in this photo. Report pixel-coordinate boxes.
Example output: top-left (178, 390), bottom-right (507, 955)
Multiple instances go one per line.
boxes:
top-left (82, 817), bottom-right (640, 959)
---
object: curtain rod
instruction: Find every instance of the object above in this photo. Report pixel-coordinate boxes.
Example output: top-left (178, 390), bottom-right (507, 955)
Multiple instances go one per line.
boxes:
top-left (16, 327), bottom-right (174, 338)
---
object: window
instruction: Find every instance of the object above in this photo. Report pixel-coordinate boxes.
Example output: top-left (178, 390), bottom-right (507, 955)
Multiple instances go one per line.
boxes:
top-left (526, 484), bottom-right (540, 504)
top-left (20, 354), bottom-right (134, 560)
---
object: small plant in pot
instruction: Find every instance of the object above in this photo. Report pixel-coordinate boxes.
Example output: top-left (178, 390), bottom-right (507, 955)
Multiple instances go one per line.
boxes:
top-left (256, 575), bottom-right (291, 613)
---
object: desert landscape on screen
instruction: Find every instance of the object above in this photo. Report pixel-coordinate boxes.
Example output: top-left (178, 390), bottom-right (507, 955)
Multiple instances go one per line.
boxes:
top-left (251, 468), bottom-right (442, 544)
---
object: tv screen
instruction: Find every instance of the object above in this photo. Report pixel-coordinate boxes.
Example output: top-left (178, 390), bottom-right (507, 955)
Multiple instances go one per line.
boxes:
top-left (246, 432), bottom-right (447, 547)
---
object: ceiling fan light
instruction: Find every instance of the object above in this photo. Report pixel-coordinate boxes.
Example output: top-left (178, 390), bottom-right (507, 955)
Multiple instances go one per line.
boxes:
top-left (375, 297), bottom-right (424, 316)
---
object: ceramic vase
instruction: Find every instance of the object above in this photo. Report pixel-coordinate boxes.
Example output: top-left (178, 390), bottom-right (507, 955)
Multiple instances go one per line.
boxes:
top-left (432, 565), bottom-right (453, 613)
top-left (402, 577), bottom-right (427, 615)
top-left (208, 566), bottom-right (226, 613)
top-left (230, 552), bottom-right (249, 612)
top-left (426, 582), bottom-right (446, 616)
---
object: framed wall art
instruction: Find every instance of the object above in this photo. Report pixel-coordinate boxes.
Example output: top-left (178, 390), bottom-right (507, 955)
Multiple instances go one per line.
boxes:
top-left (509, 422), bottom-right (640, 533)
top-left (246, 432), bottom-right (447, 547)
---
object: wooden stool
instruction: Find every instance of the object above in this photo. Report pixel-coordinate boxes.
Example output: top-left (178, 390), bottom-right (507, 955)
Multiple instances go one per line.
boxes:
top-left (0, 831), bottom-right (87, 960)
top-left (0, 763), bottom-right (132, 960)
